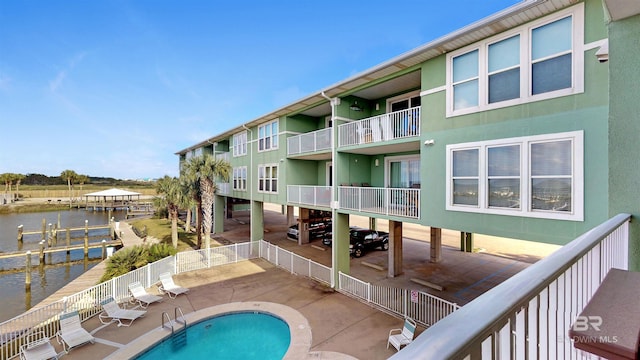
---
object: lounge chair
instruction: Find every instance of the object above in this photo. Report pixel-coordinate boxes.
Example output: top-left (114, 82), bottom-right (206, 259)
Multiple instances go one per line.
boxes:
top-left (99, 296), bottom-right (146, 327)
top-left (128, 281), bottom-right (163, 308)
top-left (387, 317), bottom-right (417, 352)
top-left (158, 272), bottom-right (190, 298)
top-left (20, 331), bottom-right (58, 360)
top-left (55, 310), bottom-right (95, 353)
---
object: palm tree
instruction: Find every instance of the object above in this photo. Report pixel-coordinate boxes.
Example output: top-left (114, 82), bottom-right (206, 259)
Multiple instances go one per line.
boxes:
top-left (14, 174), bottom-right (25, 201)
top-left (154, 176), bottom-right (184, 248)
top-left (181, 155), bottom-right (231, 249)
top-left (60, 170), bottom-right (78, 208)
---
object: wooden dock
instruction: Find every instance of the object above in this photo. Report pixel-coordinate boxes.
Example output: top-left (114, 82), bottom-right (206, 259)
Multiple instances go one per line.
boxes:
top-left (0, 240), bottom-right (122, 261)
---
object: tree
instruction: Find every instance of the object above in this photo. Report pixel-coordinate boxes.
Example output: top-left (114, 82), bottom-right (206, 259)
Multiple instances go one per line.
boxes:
top-left (60, 170), bottom-right (78, 208)
top-left (181, 155), bottom-right (231, 249)
top-left (154, 176), bottom-right (184, 248)
top-left (14, 174), bottom-right (25, 201)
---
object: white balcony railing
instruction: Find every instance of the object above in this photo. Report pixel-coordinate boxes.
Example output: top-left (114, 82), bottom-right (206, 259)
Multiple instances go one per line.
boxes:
top-left (287, 128), bottom-right (332, 156)
top-left (338, 107), bottom-right (420, 147)
top-left (287, 185), bottom-right (331, 208)
top-left (339, 186), bottom-right (420, 219)
top-left (215, 182), bottom-right (230, 195)
top-left (215, 152), bottom-right (230, 162)
top-left (392, 213), bottom-right (632, 360)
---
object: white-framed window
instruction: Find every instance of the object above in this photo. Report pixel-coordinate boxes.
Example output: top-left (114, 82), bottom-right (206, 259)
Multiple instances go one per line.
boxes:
top-left (232, 131), bottom-right (247, 157)
top-left (258, 164), bottom-right (278, 193)
top-left (446, 131), bottom-right (583, 221)
top-left (232, 166), bottom-right (247, 191)
top-left (385, 155), bottom-right (420, 188)
top-left (258, 120), bottom-right (279, 151)
top-left (446, 3), bottom-right (584, 117)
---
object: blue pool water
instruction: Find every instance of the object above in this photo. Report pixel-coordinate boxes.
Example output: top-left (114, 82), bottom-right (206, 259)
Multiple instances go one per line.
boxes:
top-left (135, 312), bottom-right (291, 360)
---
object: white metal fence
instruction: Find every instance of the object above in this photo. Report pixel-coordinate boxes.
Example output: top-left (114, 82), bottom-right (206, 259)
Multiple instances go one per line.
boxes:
top-left (287, 128), bottom-right (332, 156)
top-left (339, 186), bottom-right (420, 219)
top-left (392, 213), bottom-right (632, 360)
top-left (338, 272), bottom-right (460, 327)
top-left (287, 185), bottom-right (332, 208)
top-left (338, 107), bottom-right (420, 147)
top-left (259, 240), bottom-right (332, 285)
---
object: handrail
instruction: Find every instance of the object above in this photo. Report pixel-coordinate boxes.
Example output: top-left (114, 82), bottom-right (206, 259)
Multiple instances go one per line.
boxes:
top-left (392, 213), bottom-right (632, 359)
top-left (175, 307), bottom-right (187, 328)
top-left (161, 312), bottom-right (174, 334)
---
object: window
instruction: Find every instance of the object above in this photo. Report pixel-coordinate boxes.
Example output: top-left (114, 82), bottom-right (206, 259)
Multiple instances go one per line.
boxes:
top-left (258, 120), bottom-right (279, 151)
top-left (446, 131), bottom-right (583, 221)
top-left (233, 167), bottom-right (247, 191)
top-left (447, 4), bottom-right (583, 116)
top-left (258, 164), bottom-right (278, 193)
top-left (386, 155), bottom-right (421, 188)
top-left (232, 131), bottom-right (247, 157)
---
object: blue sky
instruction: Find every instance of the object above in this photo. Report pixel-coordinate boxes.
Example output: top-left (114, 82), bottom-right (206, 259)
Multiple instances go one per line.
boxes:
top-left (0, 0), bottom-right (519, 180)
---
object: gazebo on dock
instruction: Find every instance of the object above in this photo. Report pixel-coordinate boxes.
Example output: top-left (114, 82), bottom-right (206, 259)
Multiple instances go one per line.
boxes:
top-left (84, 188), bottom-right (142, 211)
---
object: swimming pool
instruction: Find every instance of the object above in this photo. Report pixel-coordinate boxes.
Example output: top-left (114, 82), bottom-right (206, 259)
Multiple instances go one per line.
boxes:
top-left (135, 312), bottom-right (290, 360)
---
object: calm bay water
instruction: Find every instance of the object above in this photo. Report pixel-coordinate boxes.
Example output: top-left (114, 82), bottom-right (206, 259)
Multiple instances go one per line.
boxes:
top-left (0, 209), bottom-right (128, 322)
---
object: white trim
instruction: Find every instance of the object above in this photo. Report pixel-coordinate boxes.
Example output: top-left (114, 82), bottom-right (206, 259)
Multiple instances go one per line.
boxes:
top-left (232, 166), bottom-right (247, 191)
top-left (326, 162), bottom-right (332, 186)
top-left (584, 38), bottom-right (608, 52)
top-left (232, 131), bottom-right (248, 157)
top-left (445, 131), bottom-right (584, 221)
top-left (257, 163), bottom-right (279, 194)
top-left (257, 120), bottom-right (279, 152)
top-left (420, 86), bottom-right (446, 97)
top-left (386, 90), bottom-right (421, 114)
top-left (445, 3), bottom-right (585, 118)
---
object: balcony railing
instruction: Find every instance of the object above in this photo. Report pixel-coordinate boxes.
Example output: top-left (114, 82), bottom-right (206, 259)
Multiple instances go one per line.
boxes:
top-left (392, 213), bottom-right (631, 360)
top-left (339, 186), bottom-right (420, 219)
top-left (338, 107), bottom-right (420, 147)
top-left (287, 128), bottom-right (332, 156)
top-left (287, 185), bottom-right (332, 208)
top-left (215, 182), bottom-right (230, 195)
top-left (215, 152), bottom-right (230, 162)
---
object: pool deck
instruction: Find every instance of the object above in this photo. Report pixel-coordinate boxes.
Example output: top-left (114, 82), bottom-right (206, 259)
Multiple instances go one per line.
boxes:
top-left (28, 204), bottom-right (558, 359)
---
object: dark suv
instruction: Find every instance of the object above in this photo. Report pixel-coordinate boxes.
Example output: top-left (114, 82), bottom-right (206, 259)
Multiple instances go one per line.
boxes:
top-left (349, 228), bottom-right (389, 258)
top-left (287, 221), bottom-right (330, 240)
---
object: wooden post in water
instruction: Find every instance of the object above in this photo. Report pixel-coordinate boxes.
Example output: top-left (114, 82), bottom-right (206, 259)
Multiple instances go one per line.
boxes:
top-left (101, 239), bottom-right (107, 260)
top-left (39, 240), bottom-right (45, 263)
top-left (84, 233), bottom-right (89, 257)
top-left (57, 212), bottom-right (61, 229)
top-left (52, 224), bottom-right (58, 246)
top-left (85, 219), bottom-right (88, 236)
top-left (41, 218), bottom-right (46, 240)
top-left (25, 251), bottom-right (32, 289)
top-left (66, 227), bottom-right (71, 254)
top-left (17, 224), bottom-right (23, 242)
top-left (47, 223), bottom-right (52, 247)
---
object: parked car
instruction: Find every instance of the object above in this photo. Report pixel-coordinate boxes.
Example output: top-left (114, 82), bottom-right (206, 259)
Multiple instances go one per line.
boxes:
top-left (349, 228), bottom-right (389, 258)
top-left (322, 226), bottom-right (362, 247)
top-left (287, 221), bottom-right (330, 240)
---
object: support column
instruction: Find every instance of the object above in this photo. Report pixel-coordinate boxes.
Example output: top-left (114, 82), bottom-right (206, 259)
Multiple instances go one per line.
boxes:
top-left (368, 217), bottom-right (377, 230)
top-left (430, 227), bottom-right (442, 263)
top-left (250, 201), bottom-right (264, 255)
top-left (460, 231), bottom-right (473, 252)
top-left (388, 220), bottom-right (403, 278)
top-left (214, 195), bottom-right (225, 234)
top-left (286, 206), bottom-right (295, 226)
top-left (226, 197), bottom-right (233, 218)
top-left (332, 212), bottom-right (351, 286)
top-left (298, 208), bottom-right (310, 245)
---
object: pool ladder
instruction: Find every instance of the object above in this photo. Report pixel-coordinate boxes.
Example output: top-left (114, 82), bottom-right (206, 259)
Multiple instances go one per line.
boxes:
top-left (161, 307), bottom-right (187, 335)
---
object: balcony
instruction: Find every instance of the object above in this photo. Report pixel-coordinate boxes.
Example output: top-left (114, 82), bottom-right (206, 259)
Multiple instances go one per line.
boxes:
top-left (339, 186), bottom-right (420, 219)
top-left (392, 213), bottom-right (632, 359)
top-left (215, 152), bottom-right (230, 162)
top-left (287, 185), bottom-right (332, 208)
top-left (287, 128), bottom-right (332, 156)
top-left (338, 107), bottom-right (420, 148)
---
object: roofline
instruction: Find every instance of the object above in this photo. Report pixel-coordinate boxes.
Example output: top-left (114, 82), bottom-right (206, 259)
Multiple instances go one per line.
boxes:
top-left (176, 0), bottom-right (552, 155)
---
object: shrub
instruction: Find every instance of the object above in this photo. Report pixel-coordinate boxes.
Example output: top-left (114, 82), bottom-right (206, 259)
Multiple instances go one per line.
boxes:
top-left (99, 243), bottom-right (177, 282)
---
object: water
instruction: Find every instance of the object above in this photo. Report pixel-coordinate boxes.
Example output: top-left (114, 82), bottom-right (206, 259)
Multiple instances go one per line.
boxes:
top-left (135, 312), bottom-right (291, 360)
top-left (0, 209), bottom-right (128, 322)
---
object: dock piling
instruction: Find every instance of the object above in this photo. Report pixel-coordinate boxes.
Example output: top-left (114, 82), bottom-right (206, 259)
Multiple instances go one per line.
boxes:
top-left (66, 228), bottom-right (71, 254)
top-left (39, 240), bottom-right (45, 263)
top-left (18, 224), bottom-right (23, 242)
top-left (101, 239), bottom-right (107, 260)
top-left (25, 251), bottom-right (31, 289)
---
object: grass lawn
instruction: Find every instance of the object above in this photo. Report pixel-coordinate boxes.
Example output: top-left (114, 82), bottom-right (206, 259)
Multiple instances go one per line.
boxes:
top-left (129, 217), bottom-right (199, 251)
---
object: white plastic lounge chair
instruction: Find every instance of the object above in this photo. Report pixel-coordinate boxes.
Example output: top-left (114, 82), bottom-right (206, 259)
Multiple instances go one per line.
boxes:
top-left (158, 272), bottom-right (190, 298)
top-left (55, 310), bottom-right (95, 353)
top-left (20, 331), bottom-right (58, 360)
top-left (128, 281), bottom-right (163, 308)
top-left (387, 317), bottom-right (417, 352)
top-left (99, 296), bottom-right (146, 327)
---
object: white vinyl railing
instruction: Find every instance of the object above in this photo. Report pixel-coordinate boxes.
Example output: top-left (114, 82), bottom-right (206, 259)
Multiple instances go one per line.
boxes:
top-left (215, 152), bottom-right (230, 162)
top-left (215, 182), bottom-right (230, 195)
top-left (339, 186), bottom-right (420, 219)
top-left (287, 185), bottom-right (332, 208)
top-left (392, 213), bottom-right (632, 360)
top-left (259, 240), bottom-right (332, 285)
top-left (287, 128), bottom-right (332, 156)
top-left (338, 272), bottom-right (460, 327)
top-left (338, 107), bottom-right (420, 147)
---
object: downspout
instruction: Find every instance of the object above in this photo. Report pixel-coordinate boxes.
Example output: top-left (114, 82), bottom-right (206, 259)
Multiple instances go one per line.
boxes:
top-left (242, 124), bottom-right (254, 246)
top-left (322, 91), bottom-right (338, 288)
